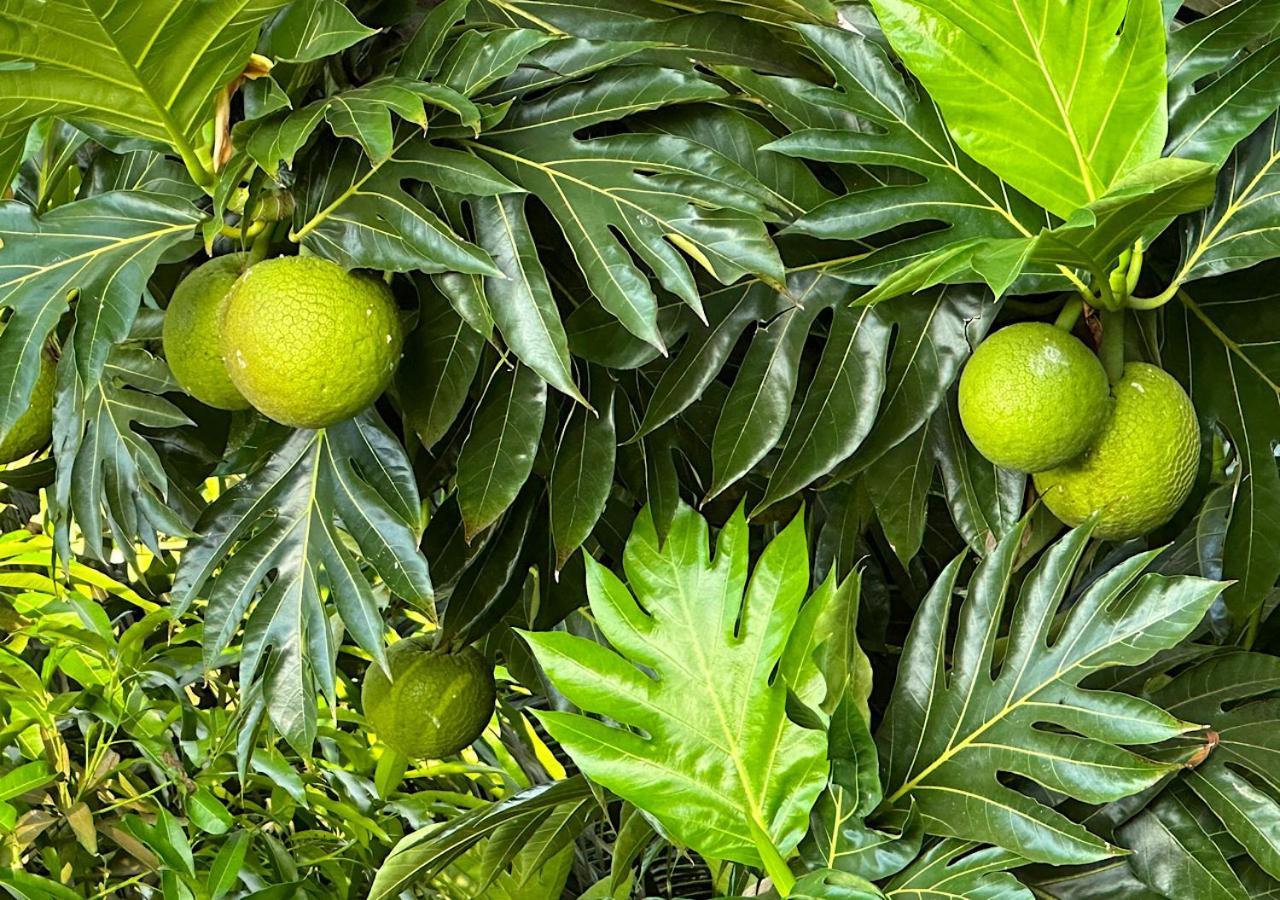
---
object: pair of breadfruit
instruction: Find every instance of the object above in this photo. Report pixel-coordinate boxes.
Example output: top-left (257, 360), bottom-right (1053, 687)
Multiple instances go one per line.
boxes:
top-left (959, 322), bottom-right (1199, 540)
top-left (166, 255), bottom-right (493, 760)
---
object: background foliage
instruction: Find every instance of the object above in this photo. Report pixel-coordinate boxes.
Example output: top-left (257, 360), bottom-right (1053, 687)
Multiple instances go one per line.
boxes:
top-left (1, 0), bottom-right (1279, 897)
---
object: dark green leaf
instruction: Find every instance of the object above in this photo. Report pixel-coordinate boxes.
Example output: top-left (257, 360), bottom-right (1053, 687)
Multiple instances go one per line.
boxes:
top-left (457, 364), bottom-right (546, 538)
top-left (879, 519), bottom-right (1224, 864)
top-left (550, 377), bottom-right (615, 570)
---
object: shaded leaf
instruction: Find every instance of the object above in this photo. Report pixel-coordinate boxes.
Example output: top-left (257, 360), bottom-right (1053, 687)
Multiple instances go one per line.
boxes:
top-left (878, 518), bottom-right (1224, 864)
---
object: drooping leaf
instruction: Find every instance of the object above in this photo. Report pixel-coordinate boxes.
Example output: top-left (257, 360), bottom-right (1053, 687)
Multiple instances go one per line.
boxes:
top-left (172, 413), bottom-right (432, 752)
top-left (868, 0), bottom-right (1169, 219)
top-left (523, 504), bottom-right (829, 866)
top-left (0, 190), bottom-right (200, 432)
top-left (472, 193), bottom-right (582, 403)
top-left (550, 376), bottom-right (616, 571)
top-left (878, 517), bottom-right (1225, 864)
top-left (396, 279), bottom-right (484, 449)
top-left (476, 66), bottom-right (785, 349)
top-left (1164, 262), bottom-right (1280, 627)
top-left (51, 346), bottom-right (193, 563)
top-left (754, 25), bottom-right (1052, 286)
top-left (707, 273), bottom-right (829, 500)
top-left (456, 363), bottom-right (546, 539)
top-left (930, 392), bottom-right (1025, 556)
top-left (755, 299), bottom-right (891, 513)
top-left (865, 426), bottom-right (931, 565)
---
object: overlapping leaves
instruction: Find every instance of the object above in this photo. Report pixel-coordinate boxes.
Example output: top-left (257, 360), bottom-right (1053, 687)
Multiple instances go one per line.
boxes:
top-left (0, 0), bottom-right (288, 188)
top-left (878, 517), bottom-right (1224, 864)
top-left (172, 413), bottom-right (432, 752)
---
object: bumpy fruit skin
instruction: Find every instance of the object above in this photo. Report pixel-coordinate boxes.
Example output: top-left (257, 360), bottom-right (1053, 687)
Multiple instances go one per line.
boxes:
top-left (220, 256), bottom-right (403, 428)
top-left (0, 347), bottom-right (55, 464)
top-left (1034, 362), bottom-right (1199, 540)
top-left (959, 322), bottom-right (1110, 472)
top-left (162, 253), bottom-right (251, 411)
top-left (361, 637), bottom-right (496, 759)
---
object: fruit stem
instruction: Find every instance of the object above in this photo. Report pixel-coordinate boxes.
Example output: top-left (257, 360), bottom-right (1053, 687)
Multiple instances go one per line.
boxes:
top-left (1054, 296), bottom-right (1083, 331)
top-left (247, 226), bottom-right (273, 266)
top-left (1128, 280), bottom-right (1181, 310)
top-left (1100, 308), bottom-right (1126, 384)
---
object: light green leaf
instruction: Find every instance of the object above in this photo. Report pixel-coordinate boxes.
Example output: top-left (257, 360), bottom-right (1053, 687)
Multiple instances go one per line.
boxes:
top-left (184, 787), bottom-right (234, 835)
top-left (878, 518), bottom-right (1225, 864)
top-left (0, 0), bottom-right (288, 188)
top-left (267, 0), bottom-right (378, 63)
top-left (869, 0), bottom-right (1168, 218)
top-left (523, 504), bottom-right (829, 866)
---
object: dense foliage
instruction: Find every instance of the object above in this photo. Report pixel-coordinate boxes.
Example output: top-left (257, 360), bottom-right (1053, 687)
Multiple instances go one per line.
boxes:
top-left (0, 0), bottom-right (1278, 897)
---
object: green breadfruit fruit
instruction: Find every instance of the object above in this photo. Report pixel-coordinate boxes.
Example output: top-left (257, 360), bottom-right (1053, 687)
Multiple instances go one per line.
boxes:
top-left (0, 346), bottom-right (56, 465)
top-left (362, 636), bottom-right (496, 760)
top-left (1034, 362), bottom-right (1199, 540)
top-left (220, 256), bottom-right (403, 428)
top-left (959, 322), bottom-right (1110, 473)
top-left (162, 253), bottom-right (251, 411)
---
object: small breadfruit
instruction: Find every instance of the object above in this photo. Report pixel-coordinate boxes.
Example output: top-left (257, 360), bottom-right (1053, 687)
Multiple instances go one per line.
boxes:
top-left (958, 322), bottom-right (1110, 472)
top-left (162, 253), bottom-right (251, 410)
top-left (220, 256), bottom-right (403, 428)
top-left (362, 636), bottom-right (496, 759)
top-left (1034, 362), bottom-right (1199, 540)
top-left (0, 346), bottom-right (56, 464)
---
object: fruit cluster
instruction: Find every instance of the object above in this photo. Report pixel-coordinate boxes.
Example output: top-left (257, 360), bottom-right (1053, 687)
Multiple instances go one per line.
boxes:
top-left (162, 254), bottom-right (404, 429)
top-left (959, 322), bottom-right (1199, 540)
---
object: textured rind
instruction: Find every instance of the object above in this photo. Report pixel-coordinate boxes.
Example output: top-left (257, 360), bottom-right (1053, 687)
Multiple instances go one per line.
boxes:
top-left (361, 637), bottom-right (496, 759)
top-left (221, 256), bottom-right (404, 428)
top-left (162, 253), bottom-right (251, 411)
top-left (1034, 362), bottom-right (1200, 540)
top-left (959, 322), bottom-right (1110, 472)
top-left (0, 346), bottom-right (55, 464)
